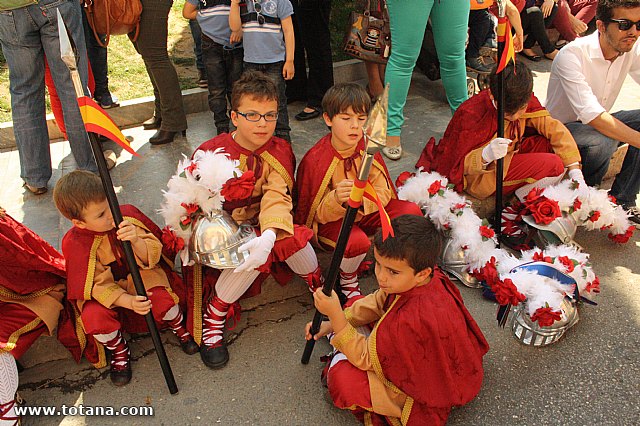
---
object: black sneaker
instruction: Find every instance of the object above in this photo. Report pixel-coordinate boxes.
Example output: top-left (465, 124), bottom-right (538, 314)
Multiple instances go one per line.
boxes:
top-left (95, 92), bottom-right (120, 109)
top-left (626, 206), bottom-right (640, 229)
top-left (466, 57), bottom-right (491, 73)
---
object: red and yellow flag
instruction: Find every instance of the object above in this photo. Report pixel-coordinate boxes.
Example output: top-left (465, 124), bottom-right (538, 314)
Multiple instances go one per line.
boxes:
top-left (347, 179), bottom-right (394, 239)
top-left (77, 96), bottom-right (139, 156)
top-left (496, 16), bottom-right (515, 73)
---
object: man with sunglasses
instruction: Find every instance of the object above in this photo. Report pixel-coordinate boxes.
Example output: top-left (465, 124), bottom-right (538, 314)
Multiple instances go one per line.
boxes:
top-left (546, 0), bottom-right (640, 227)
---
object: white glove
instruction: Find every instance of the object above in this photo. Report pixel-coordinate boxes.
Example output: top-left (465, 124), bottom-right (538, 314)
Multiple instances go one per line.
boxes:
top-left (234, 229), bottom-right (276, 273)
top-left (481, 138), bottom-right (511, 164)
top-left (568, 168), bottom-right (586, 186)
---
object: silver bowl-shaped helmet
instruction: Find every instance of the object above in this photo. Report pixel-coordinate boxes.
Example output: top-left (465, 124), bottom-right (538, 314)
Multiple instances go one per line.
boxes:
top-left (511, 297), bottom-right (579, 347)
top-left (439, 238), bottom-right (482, 288)
top-left (189, 210), bottom-right (256, 269)
top-left (523, 211), bottom-right (578, 248)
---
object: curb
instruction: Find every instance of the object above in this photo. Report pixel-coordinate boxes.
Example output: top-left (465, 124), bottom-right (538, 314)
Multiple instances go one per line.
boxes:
top-left (0, 59), bottom-right (366, 151)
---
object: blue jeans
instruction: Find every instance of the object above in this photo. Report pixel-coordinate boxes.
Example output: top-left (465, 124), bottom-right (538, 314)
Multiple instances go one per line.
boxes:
top-left (189, 18), bottom-right (204, 72)
top-left (0, 0), bottom-right (97, 188)
top-left (202, 35), bottom-right (243, 132)
top-left (565, 109), bottom-right (640, 207)
top-left (243, 61), bottom-right (291, 140)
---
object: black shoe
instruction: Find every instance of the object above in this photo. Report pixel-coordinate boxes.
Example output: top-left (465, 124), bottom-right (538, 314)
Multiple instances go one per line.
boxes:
top-left (518, 51), bottom-right (542, 62)
top-left (466, 57), bottom-right (491, 73)
top-left (625, 206), bottom-right (640, 229)
top-left (149, 129), bottom-right (186, 145)
top-left (294, 108), bottom-right (321, 121)
top-left (217, 127), bottom-right (229, 135)
top-left (180, 336), bottom-right (200, 355)
top-left (95, 92), bottom-right (120, 109)
top-left (275, 132), bottom-right (291, 143)
top-left (143, 116), bottom-right (162, 130)
top-left (197, 69), bottom-right (208, 88)
top-left (110, 364), bottom-right (132, 387)
top-left (200, 342), bottom-right (229, 369)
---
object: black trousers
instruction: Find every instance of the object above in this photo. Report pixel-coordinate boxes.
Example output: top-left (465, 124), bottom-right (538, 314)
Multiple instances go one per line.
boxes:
top-left (466, 9), bottom-right (493, 59)
top-left (286, 0), bottom-right (334, 110)
top-left (521, 5), bottom-right (558, 54)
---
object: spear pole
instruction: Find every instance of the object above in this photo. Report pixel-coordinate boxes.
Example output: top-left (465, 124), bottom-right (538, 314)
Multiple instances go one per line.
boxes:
top-left (56, 11), bottom-right (178, 394)
top-left (301, 85), bottom-right (389, 365)
top-left (494, 0), bottom-right (507, 247)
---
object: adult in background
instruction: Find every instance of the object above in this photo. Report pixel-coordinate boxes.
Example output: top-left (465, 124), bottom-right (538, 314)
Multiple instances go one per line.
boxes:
top-left (383, 0), bottom-right (470, 161)
top-left (287, 0), bottom-right (334, 121)
top-left (0, 0), bottom-right (97, 195)
top-left (518, 0), bottom-right (561, 61)
top-left (137, 0), bottom-right (188, 145)
top-left (545, 0), bottom-right (640, 227)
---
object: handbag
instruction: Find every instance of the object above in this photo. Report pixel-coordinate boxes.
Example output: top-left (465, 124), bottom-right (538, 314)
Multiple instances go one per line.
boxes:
top-left (342, 0), bottom-right (391, 65)
top-left (83, 0), bottom-right (142, 47)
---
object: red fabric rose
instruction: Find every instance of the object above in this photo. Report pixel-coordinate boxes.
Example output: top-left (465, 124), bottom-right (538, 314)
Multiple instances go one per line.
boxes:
top-left (479, 225), bottom-right (495, 240)
top-left (585, 277), bottom-right (600, 293)
top-left (529, 198), bottom-right (561, 225)
top-left (608, 195), bottom-right (617, 204)
top-left (491, 278), bottom-right (526, 306)
top-left (472, 257), bottom-right (499, 287)
top-left (185, 161), bottom-right (198, 175)
top-left (395, 171), bottom-right (415, 188)
top-left (221, 170), bottom-right (256, 202)
top-left (588, 211), bottom-right (601, 222)
top-left (608, 226), bottom-right (635, 244)
top-left (524, 187), bottom-right (545, 205)
top-left (532, 251), bottom-right (553, 263)
top-left (428, 180), bottom-right (442, 196)
top-left (573, 198), bottom-right (582, 211)
top-left (557, 256), bottom-right (575, 273)
top-left (180, 203), bottom-right (200, 226)
top-left (161, 226), bottom-right (185, 254)
top-left (530, 307), bottom-right (562, 327)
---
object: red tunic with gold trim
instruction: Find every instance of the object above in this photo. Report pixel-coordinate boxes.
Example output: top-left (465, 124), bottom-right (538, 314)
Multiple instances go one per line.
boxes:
top-left (328, 268), bottom-right (489, 425)
top-left (416, 90), bottom-right (581, 199)
top-left (0, 211), bottom-right (89, 362)
top-left (181, 134), bottom-right (312, 345)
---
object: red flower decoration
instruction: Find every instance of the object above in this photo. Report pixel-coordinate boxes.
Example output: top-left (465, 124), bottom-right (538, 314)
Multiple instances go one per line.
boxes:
top-left (395, 171), bottom-right (415, 188)
top-left (185, 161), bottom-right (198, 175)
top-left (491, 278), bottom-right (526, 306)
top-left (524, 187), bottom-right (545, 205)
top-left (472, 257), bottom-right (499, 287)
top-left (573, 198), bottom-right (582, 211)
top-left (530, 198), bottom-right (561, 225)
top-left (588, 211), bottom-right (601, 222)
top-left (557, 256), bottom-right (575, 273)
top-left (530, 307), bottom-right (562, 327)
top-left (532, 251), bottom-right (553, 263)
top-left (161, 226), bottom-right (185, 254)
top-left (453, 203), bottom-right (467, 211)
top-left (608, 226), bottom-right (635, 244)
top-left (479, 225), bottom-right (495, 240)
top-left (221, 170), bottom-right (256, 203)
top-left (608, 195), bottom-right (617, 204)
top-left (428, 180), bottom-right (442, 196)
top-left (584, 277), bottom-right (600, 293)
top-left (180, 203), bottom-right (201, 226)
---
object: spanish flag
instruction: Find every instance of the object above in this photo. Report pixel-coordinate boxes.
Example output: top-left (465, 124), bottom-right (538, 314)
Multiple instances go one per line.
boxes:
top-left (346, 179), bottom-right (394, 239)
top-left (77, 96), bottom-right (139, 156)
top-left (496, 16), bottom-right (515, 73)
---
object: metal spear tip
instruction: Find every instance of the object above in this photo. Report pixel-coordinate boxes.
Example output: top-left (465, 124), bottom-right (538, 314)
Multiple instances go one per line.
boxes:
top-left (56, 9), bottom-right (77, 71)
top-left (363, 83), bottom-right (389, 151)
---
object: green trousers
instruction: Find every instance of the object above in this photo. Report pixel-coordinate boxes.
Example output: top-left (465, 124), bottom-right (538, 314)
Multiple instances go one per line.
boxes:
top-left (385, 0), bottom-right (470, 136)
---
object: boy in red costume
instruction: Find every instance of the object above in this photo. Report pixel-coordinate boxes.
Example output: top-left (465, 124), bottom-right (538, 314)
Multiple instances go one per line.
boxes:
top-left (306, 215), bottom-right (489, 425)
top-left (295, 83), bottom-right (422, 302)
top-left (190, 71), bottom-right (320, 369)
top-left (54, 171), bottom-right (196, 387)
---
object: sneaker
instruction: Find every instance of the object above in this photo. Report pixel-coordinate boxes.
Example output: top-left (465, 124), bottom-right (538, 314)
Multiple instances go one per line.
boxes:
top-left (626, 206), bottom-right (640, 229)
top-left (95, 92), bottom-right (120, 109)
top-left (23, 182), bottom-right (47, 195)
top-left (466, 57), bottom-right (492, 73)
top-left (197, 69), bottom-right (208, 88)
top-left (103, 150), bottom-right (116, 170)
top-left (382, 145), bottom-right (402, 160)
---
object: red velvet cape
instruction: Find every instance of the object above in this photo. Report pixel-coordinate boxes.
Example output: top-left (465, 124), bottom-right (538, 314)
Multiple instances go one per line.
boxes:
top-left (415, 90), bottom-right (546, 191)
top-left (294, 134), bottom-right (394, 228)
top-left (374, 268), bottom-right (489, 418)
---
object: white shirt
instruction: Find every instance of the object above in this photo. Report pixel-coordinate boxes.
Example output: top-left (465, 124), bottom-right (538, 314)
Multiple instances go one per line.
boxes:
top-left (545, 32), bottom-right (640, 124)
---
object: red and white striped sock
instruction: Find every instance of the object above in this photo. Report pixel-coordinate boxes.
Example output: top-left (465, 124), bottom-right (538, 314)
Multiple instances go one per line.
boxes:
top-left (202, 296), bottom-right (229, 348)
top-left (299, 265), bottom-right (325, 292)
top-left (94, 330), bottom-right (130, 372)
top-left (339, 254), bottom-right (366, 301)
top-left (0, 352), bottom-right (19, 426)
top-left (163, 306), bottom-right (192, 344)
top-left (501, 203), bottom-right (525, 237)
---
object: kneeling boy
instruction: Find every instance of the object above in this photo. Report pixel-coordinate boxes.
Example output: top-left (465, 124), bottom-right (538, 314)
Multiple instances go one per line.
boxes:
top-left (306, 215), bottom-right (489, 425)
top-left (54, 171), bottom-right (196, 386)
top-left (295, 83), bottom-right (422, 302)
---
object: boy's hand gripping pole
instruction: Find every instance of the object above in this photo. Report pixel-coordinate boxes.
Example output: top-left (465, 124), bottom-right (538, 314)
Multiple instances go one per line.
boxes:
top-left (57, 11), bottom-right (178, 394)
top-left (301, 85), bottom-right (389, 365)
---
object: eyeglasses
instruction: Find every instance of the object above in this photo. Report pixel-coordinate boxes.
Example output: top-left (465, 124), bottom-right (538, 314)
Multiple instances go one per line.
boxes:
top-left (608, 18), bottom-right (640, 31)
top-left (253, 0), bottom-right (265, 25)
top-left (236, 110), bottom-right (278, 122)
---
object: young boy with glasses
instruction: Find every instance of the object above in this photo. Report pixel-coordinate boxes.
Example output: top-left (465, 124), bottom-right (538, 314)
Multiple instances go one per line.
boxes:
top-left (187, 71), bottom-right (321, 369)
top-left (229, 0), bottom-right (295, 141)
top-left (183, 0), bottom-right (244, 135)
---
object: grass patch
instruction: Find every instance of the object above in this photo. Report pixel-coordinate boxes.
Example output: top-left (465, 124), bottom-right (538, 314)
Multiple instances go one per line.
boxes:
top-left (0, 0), bottom-right (355, 122)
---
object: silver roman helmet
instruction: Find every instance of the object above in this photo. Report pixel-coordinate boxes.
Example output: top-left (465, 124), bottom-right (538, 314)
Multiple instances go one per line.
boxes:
top-left (522, 211), bottom-right (579, 249)
top-left (189, 210), bottom-right (256, 269)
top-left (440, 238), bottom-right (482, 288)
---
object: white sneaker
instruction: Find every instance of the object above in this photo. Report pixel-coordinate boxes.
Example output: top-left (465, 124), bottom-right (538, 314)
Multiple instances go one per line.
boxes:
top-left (382, 146), bottom-right (402, 160)
top-left (103, 150), bottom-right (116, 170)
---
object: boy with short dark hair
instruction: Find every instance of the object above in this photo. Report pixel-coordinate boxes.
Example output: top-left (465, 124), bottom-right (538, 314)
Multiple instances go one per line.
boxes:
top-left (54, 171), bottom-right (196, 387)
top-left (189, 70), bottom-right (320, 369)
top-left (295, 83), bottom-right (422, 302)
top-left (183, 0), bottom-right (244, 135)
top-left (306, 215), bottom-right (489, 425)
top-left (229, 0), bottom-right (295, 141)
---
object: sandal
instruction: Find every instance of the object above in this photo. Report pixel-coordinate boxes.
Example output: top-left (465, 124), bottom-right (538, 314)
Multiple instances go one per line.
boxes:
top-left (382, 146), bottom-right (402, 160)
top-left (23, 182), bottom-right (47, 195)
top-left (518, 51), bottom-right (542, 62)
